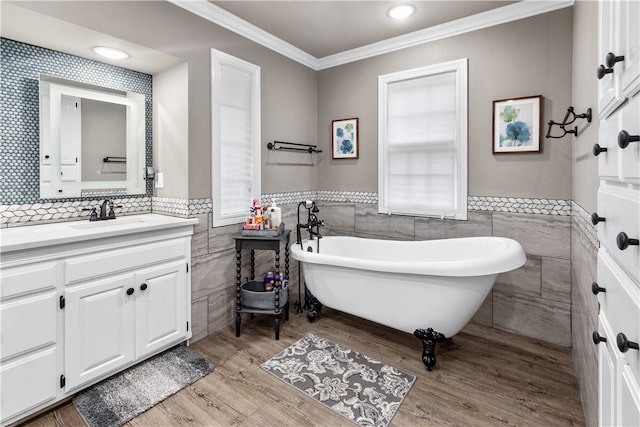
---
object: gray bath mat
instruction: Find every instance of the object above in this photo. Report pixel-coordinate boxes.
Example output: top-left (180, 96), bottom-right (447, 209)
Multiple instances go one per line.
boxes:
top-left (72, 345), bottom-right (213, 427)
top-left (261, 333), bottom-right (416, 427)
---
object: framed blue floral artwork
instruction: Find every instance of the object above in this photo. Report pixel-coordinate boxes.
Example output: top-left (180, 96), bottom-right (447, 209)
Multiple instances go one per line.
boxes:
top-left (332, 117), bottom-right (359, 159)
top-left (492, 95), bottom-right (542, 153)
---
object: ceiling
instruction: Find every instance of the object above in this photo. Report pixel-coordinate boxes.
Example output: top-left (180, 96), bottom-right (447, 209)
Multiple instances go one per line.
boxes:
top-left (1, 0), bottom-right (572, 73)
top-left (210, 1), bottom-right (518, 59)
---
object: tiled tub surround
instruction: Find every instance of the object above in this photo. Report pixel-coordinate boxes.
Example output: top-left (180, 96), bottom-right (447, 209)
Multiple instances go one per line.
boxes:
top-left (321, 202), bottom-right (573, 346)
top-left (187, 193), bottom-right (586, 351)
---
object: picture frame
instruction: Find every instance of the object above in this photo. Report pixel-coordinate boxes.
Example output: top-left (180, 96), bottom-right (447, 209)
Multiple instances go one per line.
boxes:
top-left (492, 95), bottom-right (542, 154)
top-left (332, 117), bottom-right (359, 159)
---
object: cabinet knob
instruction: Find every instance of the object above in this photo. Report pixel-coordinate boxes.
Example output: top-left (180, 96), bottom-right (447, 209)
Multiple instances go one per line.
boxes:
top-left (591, 282), bottom-right (606, 295)
top-left (616, 333), bottom-right (639, 353)
top-left (592, 143), bottom-right (608, 156)
top-left (616, 231), bottom-right (639, 250)
top-left (593, 331), bottom-right (607, 345)
top-left (44, 154), bottom-right (50, 159)
top-left (605, 52), bottom-right (625, 68)
top-left (140, 283), bottom-right (148, 291)
top-left (126, 287), bottom-right (135, 296)
top-left (591, 212), bottom-right (606, 225)
top-left (617, 130), bottom-right (640, 149)
top-left (597, 64), bottom-right (613, 79)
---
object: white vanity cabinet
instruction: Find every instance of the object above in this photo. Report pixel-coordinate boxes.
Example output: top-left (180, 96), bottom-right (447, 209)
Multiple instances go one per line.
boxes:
top-left (0, 263), bottom-right (59, 423)
top-left (134, 260), bottom-right (188, 358)
top-left (64, 256), bottom-right (188, 392)
top-left (0, 214), bottom-right (196, 426)
top-left (595, 1), bottom-right (640, 425)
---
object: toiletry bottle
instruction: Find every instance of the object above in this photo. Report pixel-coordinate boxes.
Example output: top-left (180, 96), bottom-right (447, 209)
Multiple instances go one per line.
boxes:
top-left (264, 271), bottom-right (275, 291)
top-left (255, 206), bottom-right (263, 225)
top-left (263, 208), bottom-right (271, 230)
top-left (269, 199), bottom-right (282, 230)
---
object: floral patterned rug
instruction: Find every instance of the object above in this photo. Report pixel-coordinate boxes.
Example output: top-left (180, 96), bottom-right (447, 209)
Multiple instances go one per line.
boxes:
top-left (261, 333), bottom-right (416, 427)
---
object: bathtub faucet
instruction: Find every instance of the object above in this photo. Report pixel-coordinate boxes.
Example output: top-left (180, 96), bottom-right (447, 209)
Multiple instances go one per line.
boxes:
top-left (296, 200), bottom-right (322, 248)
top-left (308, 213), bottom-right (324, 240)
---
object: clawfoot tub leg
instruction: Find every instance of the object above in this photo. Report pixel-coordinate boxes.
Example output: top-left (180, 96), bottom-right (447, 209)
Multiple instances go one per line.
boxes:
top-left (305, 290), bottom-right (323, 322)
top-left (414, 328), bottom-right (447, 371)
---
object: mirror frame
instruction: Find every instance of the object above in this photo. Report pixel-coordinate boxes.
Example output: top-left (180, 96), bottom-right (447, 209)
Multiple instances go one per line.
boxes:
top-left (39, 75), bottom-right (146, 199)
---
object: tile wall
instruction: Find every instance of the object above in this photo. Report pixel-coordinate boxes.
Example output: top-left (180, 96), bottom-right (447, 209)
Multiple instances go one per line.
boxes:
top-left (0, 37), bottom-right (152, 207)
top-left (188, 192), bottom-right (584, 350)
top-left (570, 202), bottom-right (599, 427)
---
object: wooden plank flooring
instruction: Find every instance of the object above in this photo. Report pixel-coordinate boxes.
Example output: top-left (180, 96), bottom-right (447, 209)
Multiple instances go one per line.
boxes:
top-left (22, 308), bottom-right (585, 426)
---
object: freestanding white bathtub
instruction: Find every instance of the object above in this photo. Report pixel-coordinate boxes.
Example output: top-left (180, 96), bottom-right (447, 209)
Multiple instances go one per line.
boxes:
top-left (291, 235), bottom-right (526, 370)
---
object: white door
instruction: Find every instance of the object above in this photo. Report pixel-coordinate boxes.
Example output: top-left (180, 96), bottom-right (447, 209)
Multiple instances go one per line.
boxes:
top-left (64, 273), bottom-right (135, 391)
top-left (135, 261), bottom-right (187, 358)
top-left (59, 95), bottom-right (81, 183)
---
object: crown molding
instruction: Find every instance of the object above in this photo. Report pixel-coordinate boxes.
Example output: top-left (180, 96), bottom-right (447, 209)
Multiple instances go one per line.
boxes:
top-left (168, 0), bottom-right (319, 69)
top-left (170, 0), bottom-right (574, 72)
top-left (317, 0), bottom-right (574, 70)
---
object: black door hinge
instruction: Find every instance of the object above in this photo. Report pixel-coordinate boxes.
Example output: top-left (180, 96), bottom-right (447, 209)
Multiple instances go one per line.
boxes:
top-left (60, 374), bottom-right (66, 388)
top-left (59, 296), bottom-right (65, 309)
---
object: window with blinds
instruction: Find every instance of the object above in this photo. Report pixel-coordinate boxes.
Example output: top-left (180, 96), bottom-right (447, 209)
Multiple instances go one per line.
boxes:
top-left (378, 59), bottom-right (468, 220)
top-left (211, 49), bottom-right (261, 227)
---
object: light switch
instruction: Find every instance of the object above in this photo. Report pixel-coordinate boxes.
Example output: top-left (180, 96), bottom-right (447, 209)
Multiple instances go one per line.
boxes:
top-left (155, 172), bottom-right (164, 188)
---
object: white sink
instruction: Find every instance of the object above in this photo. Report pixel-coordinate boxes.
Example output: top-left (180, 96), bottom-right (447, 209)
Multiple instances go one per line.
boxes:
top-left (67, 217), bottom-right (146, 230)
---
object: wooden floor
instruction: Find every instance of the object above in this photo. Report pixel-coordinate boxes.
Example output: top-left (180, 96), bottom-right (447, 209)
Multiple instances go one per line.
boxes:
top-left (23, 308), bottom-right (585, 426)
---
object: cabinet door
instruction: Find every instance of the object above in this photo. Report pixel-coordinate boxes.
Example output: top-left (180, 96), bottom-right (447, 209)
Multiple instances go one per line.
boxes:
top-left (619, 364), bottom-right (640, 426)
top-left (1, 291), bottom-right (57, 361)
top-left (64, 274), bottom-right (135, 391)
top-left (135, 261), bottom-right (188, 358)
top-left (619, 93), bottom-right (639, 183)
top-left (597, 107), bottom-right (622, 180)
top-left (598, 315), bottom-right (617, 427)
top-left (620, 0), bottom-right (640, 98)
top-left (0, 348), bottom-right (57, 423)
top-left (598, 0), bottom-right (622, 118)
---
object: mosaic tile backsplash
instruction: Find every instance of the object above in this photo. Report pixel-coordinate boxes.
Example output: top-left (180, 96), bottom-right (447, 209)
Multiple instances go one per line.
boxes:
top-left (0, 37), bottom-right (152, 205)
top-left (1, 191), bottom-right (577, 227)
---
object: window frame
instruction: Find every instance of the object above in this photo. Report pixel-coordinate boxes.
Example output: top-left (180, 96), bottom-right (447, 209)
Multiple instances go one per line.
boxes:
top-left (377, 58), bottom-right (468, 220)
top-left (210, 48), bottom-right (261, 227)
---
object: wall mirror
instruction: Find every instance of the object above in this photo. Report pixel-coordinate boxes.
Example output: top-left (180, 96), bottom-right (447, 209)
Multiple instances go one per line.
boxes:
top-left (39, 75), bottom-right (146, 198)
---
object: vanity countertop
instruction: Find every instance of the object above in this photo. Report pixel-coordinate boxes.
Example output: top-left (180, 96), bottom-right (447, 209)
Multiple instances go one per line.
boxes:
top-left (0, 214), bottom-right (198, 253)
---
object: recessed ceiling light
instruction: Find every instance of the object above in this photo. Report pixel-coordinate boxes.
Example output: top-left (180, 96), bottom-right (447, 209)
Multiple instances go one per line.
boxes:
top-left (92, 46), bottom-right (130, 60)
top-left (387, 4), bottom-right (416, 20)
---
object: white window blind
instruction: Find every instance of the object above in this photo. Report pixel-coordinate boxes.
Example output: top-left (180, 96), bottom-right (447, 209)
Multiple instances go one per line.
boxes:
top-left (211, 49), bottom-right (261, 227)
top-left (378, 59), bottom-right (467, 220)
